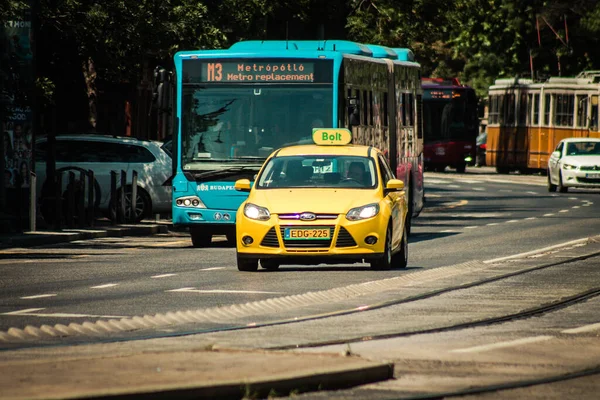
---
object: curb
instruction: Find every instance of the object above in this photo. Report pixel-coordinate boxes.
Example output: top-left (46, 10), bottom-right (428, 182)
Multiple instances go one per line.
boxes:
top-left (0, 223), bottom-right (170, 249)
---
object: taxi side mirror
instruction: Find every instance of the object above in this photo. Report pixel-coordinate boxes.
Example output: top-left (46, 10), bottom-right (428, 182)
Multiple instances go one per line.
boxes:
top-left (234, 178), bottom-right (251, 192)
top-left (384, 179), bottom-right (404, 195)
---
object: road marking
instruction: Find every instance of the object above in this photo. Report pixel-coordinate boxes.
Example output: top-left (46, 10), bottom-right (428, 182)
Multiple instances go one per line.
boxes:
top-left (167, 288), bottom-right (283, 294)
top-left (486, 223), bottom-right (500, 226)
top-left (525, 217), bottom-right (537, 220)
top-left (506, 220), bottom-right (519, 223)
top-left (0, 308), bottom-right (126, 318)
top-left (147, 240), bottom-right (191, 247)
top-left (440, 229), bottom-right (460, 233)
top-left (572, 206), bottom-right (580, 209)
top-left (464, 226), bottom-right (479, 229)
top-left (562, 323), bottom-right (600, 334)
top-left (544, 213), bottom-right (555, 217)
top-left (472, 188), bottom-right (486, 191)
top-left (447, 184), bottom-right (461, 188)
top-left (559, 210), bottom-right (569, 213)
top-left (200, 267), bottom-right (226, 271)
top-left (568, 197), bottom-right (579, 200)
top-left (450, 336), bottom-right (554, 353)
top-left (151, 274), bottom-right (177, 279)
top-left (425, 179), bottom-right (451, 184)
top-left (499, 189), bottom-right (513, 193)
top-left (90, 284), bottom-right (118, 289)
top-left (526, 191), bottom-right (538, 195)
top-left (20, 294), bottom-right (57, 299)
top-left (484, 237), bottom-right (590, 264)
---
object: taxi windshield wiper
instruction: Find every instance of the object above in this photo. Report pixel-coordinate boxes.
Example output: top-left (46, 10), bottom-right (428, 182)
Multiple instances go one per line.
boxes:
top-left (189, 166), bottom-right (259, 183)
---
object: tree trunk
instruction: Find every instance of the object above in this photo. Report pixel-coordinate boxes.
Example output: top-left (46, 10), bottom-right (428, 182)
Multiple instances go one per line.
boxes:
top-left (82, 57), bottom-right (97, 130)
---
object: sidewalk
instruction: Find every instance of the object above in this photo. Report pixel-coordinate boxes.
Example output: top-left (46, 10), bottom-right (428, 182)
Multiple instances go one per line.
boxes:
top-left (0, 345), bottom-right (393, 400)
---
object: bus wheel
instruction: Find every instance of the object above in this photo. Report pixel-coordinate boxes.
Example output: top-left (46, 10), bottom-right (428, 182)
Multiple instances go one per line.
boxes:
top-left (190, 227), bottom-right (212, 247)
top-left (547, 174), bottom-right (557, 192)
top-left (260, 260), bottom-right (280, 270)
top-left (456, 164), bottom-right (466, 173)
top-left (237, 254), bottom-right (259, 272)
top-left (558, 172), bottom-right (568, 193)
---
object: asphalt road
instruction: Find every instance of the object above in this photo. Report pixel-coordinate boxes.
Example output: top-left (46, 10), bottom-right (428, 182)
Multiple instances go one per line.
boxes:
top-left (0, 169), bottom-right (598, 332)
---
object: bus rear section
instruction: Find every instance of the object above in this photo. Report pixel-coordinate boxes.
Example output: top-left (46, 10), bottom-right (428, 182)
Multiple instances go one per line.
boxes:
top-left (422, 78), bottom-right (478, 173)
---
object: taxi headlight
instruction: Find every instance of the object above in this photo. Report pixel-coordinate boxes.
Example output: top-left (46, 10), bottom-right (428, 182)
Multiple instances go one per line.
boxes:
top-left (346, 203), bottom-right (379, 221)
top-left (562, 163), bottom-right (577, 170)
top-left (244, 203), bottom-right (271, 221)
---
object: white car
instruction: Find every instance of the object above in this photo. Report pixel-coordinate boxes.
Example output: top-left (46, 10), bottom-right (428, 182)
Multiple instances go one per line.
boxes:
top-left (548, 138), bottom-right (600, 193)
top-left (35, 134), bottom-right (172, 222)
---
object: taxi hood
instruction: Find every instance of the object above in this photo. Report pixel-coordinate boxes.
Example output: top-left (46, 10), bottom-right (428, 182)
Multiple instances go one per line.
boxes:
top-left (249, 188), bottom-right (380, 214)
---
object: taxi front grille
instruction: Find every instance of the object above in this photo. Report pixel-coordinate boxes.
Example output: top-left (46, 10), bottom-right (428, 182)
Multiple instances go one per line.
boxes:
top-left (577, 177), bottom-right (600, 183)
top-left (335, 227), bottom-right (357, 247)
top-left (278, 213), bottom-right (339, 220)
top-left (260, 228), bottom-right (280, 247)
top-left (280, 226), bottom-right (334, 248)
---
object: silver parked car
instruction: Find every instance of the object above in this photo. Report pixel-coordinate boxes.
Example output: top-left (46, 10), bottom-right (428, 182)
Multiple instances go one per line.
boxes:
top-left (35, 134), bottom-right (172, 222)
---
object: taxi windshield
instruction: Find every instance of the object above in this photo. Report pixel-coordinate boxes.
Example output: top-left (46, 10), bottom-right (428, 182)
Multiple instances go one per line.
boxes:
top-left (256, 155), bottom-right (377, 189)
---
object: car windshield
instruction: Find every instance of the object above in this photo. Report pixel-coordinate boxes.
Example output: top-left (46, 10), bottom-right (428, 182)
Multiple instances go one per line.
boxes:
top-left (256, 155), bottom-right (377, 189)
top-left (565, 141), bottom-right (600, 156)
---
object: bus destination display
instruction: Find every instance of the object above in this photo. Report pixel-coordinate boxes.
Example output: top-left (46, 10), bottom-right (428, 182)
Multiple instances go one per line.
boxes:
top-left (183, 59), bottom-right (332, 84)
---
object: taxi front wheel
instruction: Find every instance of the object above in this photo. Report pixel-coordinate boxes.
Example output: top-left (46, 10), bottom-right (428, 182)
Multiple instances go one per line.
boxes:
top-left (237, 254), bottom-right (259, 272)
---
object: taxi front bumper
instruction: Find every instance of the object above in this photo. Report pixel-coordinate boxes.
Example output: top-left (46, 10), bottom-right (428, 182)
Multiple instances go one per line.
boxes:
top-left (236, 213), bottom-right (387, 263)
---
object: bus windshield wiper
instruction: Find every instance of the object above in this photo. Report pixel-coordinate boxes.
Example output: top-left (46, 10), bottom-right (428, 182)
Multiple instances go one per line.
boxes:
top-left (189, 166), bottom-right (259, 183)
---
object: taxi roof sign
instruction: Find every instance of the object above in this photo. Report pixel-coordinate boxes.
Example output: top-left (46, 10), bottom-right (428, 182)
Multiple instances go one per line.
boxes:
top-left (312, 128), bottom-right (352, 146)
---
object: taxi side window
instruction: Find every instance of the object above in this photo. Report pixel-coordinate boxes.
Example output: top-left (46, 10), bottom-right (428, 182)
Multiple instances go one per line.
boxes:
top-left (555, 142), bottom-right (564, 156)
top-left (377, 154), bottom-right (394, 186)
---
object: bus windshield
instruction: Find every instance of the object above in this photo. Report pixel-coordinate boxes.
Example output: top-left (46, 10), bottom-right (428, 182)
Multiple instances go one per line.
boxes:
top-left (423, 89), bottom-right (477, 141)
top-left (181, 85), bottom-right (333, 171)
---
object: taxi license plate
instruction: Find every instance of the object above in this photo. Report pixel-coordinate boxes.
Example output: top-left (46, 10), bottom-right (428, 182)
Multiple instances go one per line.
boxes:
top-left (585, 173), bottom-right (600, 179)
top-left (284, 227), bottom-right (330, 240)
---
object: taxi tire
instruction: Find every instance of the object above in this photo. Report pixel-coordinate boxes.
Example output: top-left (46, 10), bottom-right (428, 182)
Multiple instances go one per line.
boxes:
top-left (370, 225), bottom-right (393, 270)
top-left (392, 224), bottom-right (408, 269)
top-left (237, 254), bottom-right (259, 272)
top-left (260, 260), bottom-right (280, 270)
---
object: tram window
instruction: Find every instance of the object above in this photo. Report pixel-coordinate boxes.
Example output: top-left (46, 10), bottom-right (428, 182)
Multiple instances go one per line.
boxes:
top-left (489, 95), bottom-right (499, 124)
top-left (505, 93), bottom-right (515, 125)
top-left (555, 94), bottom-right (574, 127)
top-left (532, 94), bottom-right (540, 125)
top-left (544, 94), bottom-right (551, 126)
top-left (576, 95), bottom-right (588, 128)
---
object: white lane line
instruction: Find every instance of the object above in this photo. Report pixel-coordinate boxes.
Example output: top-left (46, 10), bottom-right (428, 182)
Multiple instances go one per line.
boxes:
top-left (506, 220), bottom-right (519, 223)
top-left (2, 308), bottom-right (45, 315)
top-left (20, 294), bottom-right (57, 300)
top-left (440, 230), bottom-right (460, 233)
top-left (525, 217), bottom-right (537, 220)
top-left (151, 274), bottom-right (177, 279)
top-left (486, 223), bottom-right (500, 226)
top-left (464, 226), bottom-right (479, 229)
top-left (0, 308), bottom-right (126, 318)
top-left (200, 267), bottom-right (226, 271)
top-left (484, 237), bottom-right (590, 264)
top-left (526, 191), bottom-right (538, 195)
top-left (90, 284), bottom-right (118, 289)
top-left (562, 323), bottom-right (600, 334)
top-left (472, 188), bottom-right (486, 191)
top-left (425, 179), bottom-right (451, 185)
top-left (559, 210), bottom-right (569, 213)
top-left (568, 197), bottom-right (579, 200)
top-left (167, 288), bottom-right (283, 294)
top-left (499, 190), bottom-right (513, 193)
top-left (544, 213), bottom-right (555, 217)
top-left (456, 179), bottom-right (480, 184)
top-left (447, 185), bottom-right (461, 188)
top-left (572, 206), bottom-right (580, 209)
top-left (450, 336), bottom-right (554, 354)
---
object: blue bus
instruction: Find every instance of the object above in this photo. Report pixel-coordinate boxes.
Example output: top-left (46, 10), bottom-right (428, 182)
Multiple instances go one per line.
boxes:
top-left (171, 40), bottom-right (424, 246)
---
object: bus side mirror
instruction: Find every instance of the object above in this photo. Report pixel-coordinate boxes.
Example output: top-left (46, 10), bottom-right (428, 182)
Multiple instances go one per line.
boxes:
top-left (347, 96), bottom-right (360, 128)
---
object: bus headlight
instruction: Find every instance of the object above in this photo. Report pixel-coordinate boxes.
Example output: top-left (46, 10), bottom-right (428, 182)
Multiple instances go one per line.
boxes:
top-left (244, 203), bottom-right (271, 221)
top-left (175, 196), bottom-right (206, 208)
top-left (346, 203), bottom-right (379, 221)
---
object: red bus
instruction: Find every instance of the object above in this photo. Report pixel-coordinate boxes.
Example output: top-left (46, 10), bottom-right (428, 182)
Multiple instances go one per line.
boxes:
top-left (421, 78), bottom-right (479, 172)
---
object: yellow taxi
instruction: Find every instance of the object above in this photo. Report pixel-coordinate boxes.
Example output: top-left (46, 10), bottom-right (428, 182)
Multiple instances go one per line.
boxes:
top-left (234, 128), bottom-right (409, 271)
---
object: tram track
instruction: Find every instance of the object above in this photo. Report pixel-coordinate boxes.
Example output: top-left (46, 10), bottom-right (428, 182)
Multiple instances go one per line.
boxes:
top-left (1, 241), bottom-right (599, 350)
